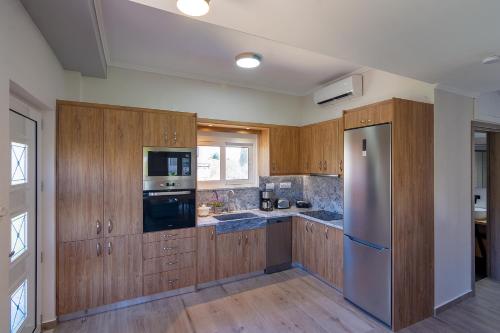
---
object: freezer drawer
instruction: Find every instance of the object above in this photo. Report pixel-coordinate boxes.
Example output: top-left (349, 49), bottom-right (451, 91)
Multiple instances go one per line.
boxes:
top-left (343, 235), bottom-right (392, 326)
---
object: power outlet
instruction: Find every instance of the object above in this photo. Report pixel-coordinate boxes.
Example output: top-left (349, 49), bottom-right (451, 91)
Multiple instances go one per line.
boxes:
top-left (279, 182), bottom-right (292, 189)
top-left (265, 183), bottom-right (275, 190)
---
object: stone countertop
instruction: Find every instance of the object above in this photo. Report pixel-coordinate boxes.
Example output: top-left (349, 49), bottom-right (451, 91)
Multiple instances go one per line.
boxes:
top-left (197, 207), bottom-right (343, 232)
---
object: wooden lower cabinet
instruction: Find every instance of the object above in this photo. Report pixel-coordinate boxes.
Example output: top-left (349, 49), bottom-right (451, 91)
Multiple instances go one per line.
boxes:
top-left (103, 235), bottom-right (143, 304)
top-left (292, 217), bottom-right (343, 290)
top-left (143, 267), bottom-right (195, 296)
top-left (197, 226), bottom-right (216, 284)
top-left (216, 228), bottom-right (266, 280)
top-left (57, 239), bottom-right (104, 315)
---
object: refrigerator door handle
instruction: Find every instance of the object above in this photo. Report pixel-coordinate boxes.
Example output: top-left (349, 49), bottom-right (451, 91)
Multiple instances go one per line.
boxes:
top-left (345, 235), bottom-right (388, 252)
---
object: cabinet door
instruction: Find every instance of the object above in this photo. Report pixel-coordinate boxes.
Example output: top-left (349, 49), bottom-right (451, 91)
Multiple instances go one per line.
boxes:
top-left (197, 226), bottom-right (216, 284)
top-left (103, 235), bottom-right (143, 304)
top-left (337, 120), bottom-right (344, 177)
top-left (169, 114), bottom-right (197, 148)
top-left (317, 225), bottom-right (329, 279)
top-left (299, 126), bottom-right (312, 174)
top-left (269, 126), bottom-right (300, 175)
top-left (57, 239), bottom-right (104, 315)
top-left (216, 232), bottom-right (243, 279)
top-left (57, 105), bottom-right (103, 242)
top-left (104, 109), bottom-right (143, 236)
top-left (310, 124), bottom-right (324, 174)
top-left (143, 112), bottom-right (169, 146)
top-left (303, 220), bottom-right (314, 271)
top-left (292, 218), bottom-right (306, 264)
top-left (322, 121), bottom-right (338, 174)
top-left (325, 226), bottom-right (344, 290)
top-left (245, 228), bottom-right (266, 273)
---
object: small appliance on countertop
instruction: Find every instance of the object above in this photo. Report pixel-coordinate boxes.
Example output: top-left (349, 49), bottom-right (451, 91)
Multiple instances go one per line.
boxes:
top-left (260, 190), bottom-right (274, 211)
top-left (296, 200), bottom-right (311, 208)
top-left (275, 198), bottom-right (291, 209)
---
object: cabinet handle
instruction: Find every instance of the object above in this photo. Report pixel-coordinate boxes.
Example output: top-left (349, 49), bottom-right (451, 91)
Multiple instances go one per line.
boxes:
top-left (238, 236), bottom-right (242, 246)
top-left (168, 279), bottom-right (178, 284)
top-left (96, 220), bottom-right (102, 235)
top-left (163, 130), bottom-right (168, 144)
top-left (367, 119), bottom-right (372, 123)
top-left (360, 120), bottom-right (366, 124)
top-left (318, 161), bottom-right (322, 171)
top-left (324, 160), bottom-right (327, 170)
top-left (167, 261), bottom-right (178, 266)
top-left (325, 228), bottom-right (329, 239)
top-left (210, 230), bottom-right (214, 240)
top-left (108, 241), bottom-right (112, 255)
top-left (108, 219), bottom-right (113, 234)
top-left (339, 160), bottom-right (343, 173)
top-left (96, 242), bottom-right (102, 257)
top-left (173, 131), bottom-right (177, 144)
top-left (162, 233), bottom-right (178, 239)
top-left (164, 246), bottom-right (178, 251)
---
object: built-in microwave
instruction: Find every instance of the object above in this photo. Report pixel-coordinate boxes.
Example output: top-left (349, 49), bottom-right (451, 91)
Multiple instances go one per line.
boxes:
top-left (143, 147), bottom-right (197, 191)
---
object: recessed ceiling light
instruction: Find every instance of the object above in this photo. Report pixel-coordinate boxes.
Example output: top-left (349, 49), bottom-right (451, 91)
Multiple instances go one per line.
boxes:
top-left (177, 0), bottom-right (210, 17)
top-left (482, 55), bottom-right (500, 65)
top-left (236, 52), bottom-right (262, 69)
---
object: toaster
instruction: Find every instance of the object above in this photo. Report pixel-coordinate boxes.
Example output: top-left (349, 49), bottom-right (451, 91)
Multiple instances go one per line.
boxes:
top-left (296, 200), bottom-right (311, 208)
top-left (275, 198), bottom-right (290, 209)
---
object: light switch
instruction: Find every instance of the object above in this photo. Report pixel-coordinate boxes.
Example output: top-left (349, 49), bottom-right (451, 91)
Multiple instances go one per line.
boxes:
top-left (265, 183), bottom-right (275, 190)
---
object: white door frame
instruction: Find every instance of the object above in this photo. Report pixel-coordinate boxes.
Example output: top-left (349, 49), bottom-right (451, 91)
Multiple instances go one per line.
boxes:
top-left (9, 95), bottom-right (42, 333)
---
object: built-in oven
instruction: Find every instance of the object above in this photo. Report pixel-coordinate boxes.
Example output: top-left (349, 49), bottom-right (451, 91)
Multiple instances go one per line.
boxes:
top-left (143, 147), bottom-right (196, 191)
top-left (143, 189), bottom-right (196, 232)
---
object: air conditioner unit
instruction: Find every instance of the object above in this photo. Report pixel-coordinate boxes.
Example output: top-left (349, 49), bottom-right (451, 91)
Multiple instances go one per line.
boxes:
top-left (313, 74), bottom-right (363, 105)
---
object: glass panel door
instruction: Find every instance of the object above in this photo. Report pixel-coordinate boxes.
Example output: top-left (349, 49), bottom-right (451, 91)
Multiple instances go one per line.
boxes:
top-left (9, 111), bottom-right (37, 333)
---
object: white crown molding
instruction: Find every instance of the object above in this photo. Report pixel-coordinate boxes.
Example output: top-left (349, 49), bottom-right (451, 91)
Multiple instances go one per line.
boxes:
top-left (435, 84), bottom-right (479, 98)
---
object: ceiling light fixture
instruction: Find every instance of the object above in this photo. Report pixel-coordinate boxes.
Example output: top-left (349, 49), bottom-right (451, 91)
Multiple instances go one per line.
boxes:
top-left (236, 52), bottom-right (262, 69)
top-left (482, 55), bottom-right (500, 65)
top-left (176, 0), bottom-right (210, 17)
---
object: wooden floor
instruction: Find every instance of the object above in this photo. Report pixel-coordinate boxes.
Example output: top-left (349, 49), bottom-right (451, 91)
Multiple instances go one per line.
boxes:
top-left (47, 269), bottom-right (500, 333)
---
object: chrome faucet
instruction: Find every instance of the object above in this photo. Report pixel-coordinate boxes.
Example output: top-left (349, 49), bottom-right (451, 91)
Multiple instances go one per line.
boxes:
top-left (227, 190), bottom-right (236, 212)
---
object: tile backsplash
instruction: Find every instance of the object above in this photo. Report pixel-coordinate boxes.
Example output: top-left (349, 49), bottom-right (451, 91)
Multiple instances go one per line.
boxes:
top-left (197, 175), bottom-right (343, 213)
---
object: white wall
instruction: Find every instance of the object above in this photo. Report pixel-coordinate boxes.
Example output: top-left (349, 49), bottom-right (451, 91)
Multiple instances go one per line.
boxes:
top-left (0, 0), bottom-right (65, 330)
top-left (299, 69), bottom-right (435, 125)
top-left (68, 66), bottom-right (303, 126)
top-left (434, 89), bottom-right (474, 308)
top-left (474, 90), bottom-right (500, 124)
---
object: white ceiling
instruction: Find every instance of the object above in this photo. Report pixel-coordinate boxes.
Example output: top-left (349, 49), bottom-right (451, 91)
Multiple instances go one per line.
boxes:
top-left (100, 0), bottom-right (360, 96)
top-left (132, 0), bottom-right (500, 96)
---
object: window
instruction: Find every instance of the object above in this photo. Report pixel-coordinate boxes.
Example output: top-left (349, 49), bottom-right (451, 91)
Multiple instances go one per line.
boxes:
top-left (11, 142), bottom-right (28, 185)
top-left (10, 279), bottom-right (27, 333)
top-left (10, 212), bottom-right (28, 262)
top-left (198, 132), bottom-right (257, 189)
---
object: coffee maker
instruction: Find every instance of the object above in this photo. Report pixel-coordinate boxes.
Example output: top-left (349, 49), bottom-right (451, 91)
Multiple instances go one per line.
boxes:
top-left (260, 190), bottom-right (273, 211)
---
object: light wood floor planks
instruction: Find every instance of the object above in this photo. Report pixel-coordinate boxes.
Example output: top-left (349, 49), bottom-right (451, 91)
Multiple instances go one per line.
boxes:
top-left (47, 270), bottom-right (500, 333)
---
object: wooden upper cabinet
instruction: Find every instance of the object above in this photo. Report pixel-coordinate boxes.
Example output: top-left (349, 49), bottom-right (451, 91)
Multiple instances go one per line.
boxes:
top-left (57, 105), bottom-right (104, 242)
top-left (299, 126), bottom-right (313, 174)
top-left (344, 100), bottom-right (394, 129)
top-left (197, 226), bottom-right (216, 284)
top-left (57, 239), bottom-right (104, 315)
top-left (104, 109), bottom-right (143, 236)
top-left (308, 119), bottom-right (343, 175)
top-left (269, 126), bottom-right (300, 175)
top-left (103, 235), bottom-right (143, 304)
top-left (143, 111), bottom-right (196, 147)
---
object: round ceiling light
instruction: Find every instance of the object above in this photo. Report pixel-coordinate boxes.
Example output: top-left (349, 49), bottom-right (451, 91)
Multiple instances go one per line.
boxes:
top-left (482, 55), bottom-right (500, 65)
top-left (177, 0), bottom-right (210, 17)
top-left (235, 52), bottom-right (262, 69)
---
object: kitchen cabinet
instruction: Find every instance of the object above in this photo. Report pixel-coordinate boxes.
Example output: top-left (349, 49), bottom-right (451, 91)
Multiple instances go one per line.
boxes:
top-left (197, 226), bottom-right (216, 284)
top-left (269, 126), bottom-right (300, 175)
top-left (343, 100), bottom-right (393, 130)
top-left (299, 125), bottom-right (313, 173)
top-left (57, 104), bottom-right (103, 243)
top-left (143, 111), bottom-right (197, 147)
top-left (57, 239), bottom-right (104, 315)
top-left (324, 226), bottom-right (343, 290)
top-left (103, 235), bottom-right (143, 304)
top-left (104, 109), bottom-right (143, 236)
top-left (309, 119), bottom-right (343, 175)
top-left (216, 228), bottom-right (266, 279)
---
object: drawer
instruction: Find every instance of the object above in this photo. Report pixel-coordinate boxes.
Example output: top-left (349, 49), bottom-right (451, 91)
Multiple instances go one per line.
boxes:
top-left (143, 237), bottom-right (196, 259)
top-left (143, 267), bottom-right (195, 296)
top-left (143, 252), bottom-right (195, 275)
top-left (143, 228), bottom-right (196, 243)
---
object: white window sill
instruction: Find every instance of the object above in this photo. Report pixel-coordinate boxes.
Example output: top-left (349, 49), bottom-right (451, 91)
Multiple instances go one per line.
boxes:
top-left (197, 184), bottom-right (259, 191)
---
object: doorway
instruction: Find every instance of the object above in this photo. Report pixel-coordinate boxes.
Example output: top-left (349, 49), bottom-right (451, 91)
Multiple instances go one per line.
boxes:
top-left (8, 109), bottom-right (38, 333)
top-left (473, 132), bottom-right (488, 281)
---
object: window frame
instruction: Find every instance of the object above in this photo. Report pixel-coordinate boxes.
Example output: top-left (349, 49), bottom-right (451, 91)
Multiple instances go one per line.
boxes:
top-left (197, 131), bottom-right (258, 189)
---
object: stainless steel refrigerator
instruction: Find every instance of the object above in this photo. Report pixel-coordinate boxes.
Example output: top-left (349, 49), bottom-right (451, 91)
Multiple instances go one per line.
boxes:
top-left (343, 123), bottom-right (392, 326)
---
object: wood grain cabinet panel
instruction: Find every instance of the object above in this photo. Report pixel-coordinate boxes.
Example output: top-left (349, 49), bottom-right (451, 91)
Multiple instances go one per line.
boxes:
top-left (308, 119), bottom-right (343, 175)
top-left (269, 126), bottom-right (300, 175)
top-left (216, 231), bottom-right (244, 279)
top-left (245, 228), bottom-right (266, 272)
top-left (143, 228), bottom-right (196, 243)
top-left (299, 126), bottom-right (313, 174)
top-left (325, 226), bottom-right (343, 290)
top-left (292, 218), bottom-right (306, 264)
top-left (57, 105), bottom-right (103, 242)
top-left (197, 226), bottom-right (216, 284)
top-left (103, 109), bottom-right (143, 236)
top-left (57, 239), bottom-right (104, 315)
top-left (103, 235), bottom-right (143, 304)
top-left (344, 100), bottom-right (393, 130)
top-left (143, 238), bottom-right (196, 259)
top-left (143, 111), bottom-right (196, 147)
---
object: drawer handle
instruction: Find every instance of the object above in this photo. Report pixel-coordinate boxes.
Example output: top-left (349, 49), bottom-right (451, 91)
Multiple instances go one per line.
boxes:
top-left (168, 279), bottom-right (178, 284)
top-left (96, 220), bottom-right (102, 235)
top-left (163, 246), bottom-right (178, 251)
top-left (360, 120), bottom-right (366, 124)
top-left (167, 261), bottom-right (178, 266)
top-left (211, 230), bottom-right (214, 240)
top-left (163, 234), bottom-right (178, 239)
top-left (325, 228), bottom-right (329, 239)
top-left (108, 219), bottom-right (113, 234)
top-left (108, 241), bottom-right (112, 255)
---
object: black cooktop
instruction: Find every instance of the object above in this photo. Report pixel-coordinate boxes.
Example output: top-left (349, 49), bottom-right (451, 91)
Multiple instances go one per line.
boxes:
top-left (300, 210), bottom-right (343, 221)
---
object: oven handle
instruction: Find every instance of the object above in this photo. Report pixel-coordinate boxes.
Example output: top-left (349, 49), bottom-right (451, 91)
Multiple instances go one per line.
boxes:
top-left (148, 191), bottom-right (192, 196)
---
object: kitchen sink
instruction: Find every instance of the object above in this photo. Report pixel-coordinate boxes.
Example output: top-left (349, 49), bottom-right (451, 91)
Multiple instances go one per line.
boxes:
top-left (214, 212), bottom-right (259, 221)
top-left (300, 210), bottom-right (343, 221)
